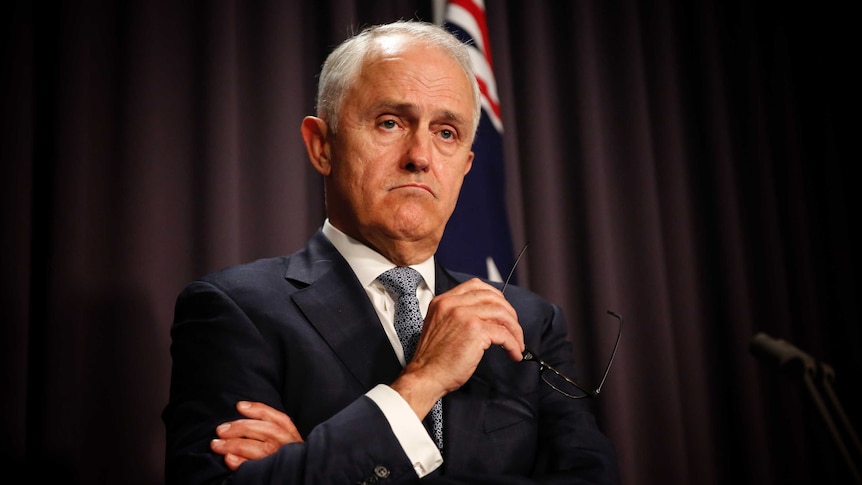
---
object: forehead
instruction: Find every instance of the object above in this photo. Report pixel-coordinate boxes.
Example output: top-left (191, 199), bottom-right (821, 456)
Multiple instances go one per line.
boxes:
top-left (348, 36), bottom-right (474, 115)
top-left (373, 33), bottom-right (416, 57)
top-left (363, 35), bottom-right (468, 82)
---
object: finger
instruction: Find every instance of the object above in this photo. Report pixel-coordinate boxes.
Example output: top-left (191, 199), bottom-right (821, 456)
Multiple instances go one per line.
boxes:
top-left (440, 278), bottom-right (504, 301)
top-left (442, 277), bottom-right (485, 294)
top-left (235, 401), bottom-right (281, 419)
top-left (233, 401), bottom-right (304, 442)
top-left (211, 434), bottom-right (280, 461)
top-left (433, 288), bottom-right (524, 349)
top-left (473, 301), bottom-right (523, 347)
top-left (216, 419), bottom-right (301, 444)
top-left (224, 452), bottom-right (246, 471)
top-left (236, 401), bottom-right (300, 430)
top-left (433, 284), bottom-right (517, 323)
top-left (456, 279), bottom-right (519, 317)
top-left (483, 321), bottom-right (525, 361)
top-left (211, 439), bottom-right (253, 463)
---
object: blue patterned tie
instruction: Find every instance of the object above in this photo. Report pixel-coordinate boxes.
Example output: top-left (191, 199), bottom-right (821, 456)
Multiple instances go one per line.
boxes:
top-left (378, 267), bottom-right (444, 452)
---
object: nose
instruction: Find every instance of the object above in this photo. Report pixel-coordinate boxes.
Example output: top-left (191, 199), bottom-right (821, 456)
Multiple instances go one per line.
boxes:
top-left (403, 130), bottom-right (431, 172)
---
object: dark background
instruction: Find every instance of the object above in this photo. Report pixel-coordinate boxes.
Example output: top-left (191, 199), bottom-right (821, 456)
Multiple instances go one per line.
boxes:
top-left (3, 0), bottom-right (859, 483)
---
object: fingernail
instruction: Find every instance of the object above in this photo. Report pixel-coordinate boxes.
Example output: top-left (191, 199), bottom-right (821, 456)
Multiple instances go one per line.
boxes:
top-left (217, 423), bottom-right (231, 432)
top-left (211, 438), bottom-right (224, 448)
top-left (238, 401), bottom-right (251, 409)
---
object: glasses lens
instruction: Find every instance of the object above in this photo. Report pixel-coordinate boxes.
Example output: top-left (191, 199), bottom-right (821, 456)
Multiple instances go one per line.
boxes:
top-left (541, 367), bottom-right (589, 399)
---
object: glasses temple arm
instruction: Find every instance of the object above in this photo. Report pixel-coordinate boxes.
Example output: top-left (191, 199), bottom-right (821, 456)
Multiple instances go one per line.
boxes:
top-left (594, 310), bottom-right (624, 395)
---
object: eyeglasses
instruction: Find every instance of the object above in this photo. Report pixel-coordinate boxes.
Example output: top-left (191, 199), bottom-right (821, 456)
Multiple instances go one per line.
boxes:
top-left (502, 244), bottom-right (623, 399)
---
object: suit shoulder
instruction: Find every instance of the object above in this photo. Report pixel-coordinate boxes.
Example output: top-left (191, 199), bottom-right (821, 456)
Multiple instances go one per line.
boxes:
top-left (206, 255), bottom-right (287, 277)
top-left (190, 255), bottom-right (293, 294)
top-left (445, 269), bottom-right (555, 312)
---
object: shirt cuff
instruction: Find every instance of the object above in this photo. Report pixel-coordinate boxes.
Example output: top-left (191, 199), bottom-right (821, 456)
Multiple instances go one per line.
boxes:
top-left (366, 384), bottom-right (443, 477)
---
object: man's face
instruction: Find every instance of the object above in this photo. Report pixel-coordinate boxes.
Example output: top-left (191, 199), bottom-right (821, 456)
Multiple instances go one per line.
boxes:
top-left (323, 36), bottom-right (476, 261)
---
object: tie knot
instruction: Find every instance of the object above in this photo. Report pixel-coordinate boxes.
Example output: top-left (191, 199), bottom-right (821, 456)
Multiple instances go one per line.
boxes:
top-left (378, 266), bottom-right (422, 297)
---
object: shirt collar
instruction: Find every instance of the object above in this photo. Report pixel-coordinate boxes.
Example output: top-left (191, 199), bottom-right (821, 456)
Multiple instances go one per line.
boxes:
top-left (322, 219), bottom-right (436, 294)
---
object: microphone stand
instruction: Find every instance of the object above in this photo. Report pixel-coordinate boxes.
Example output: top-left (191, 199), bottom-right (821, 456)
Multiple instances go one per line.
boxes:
top-left (750, 332), bottom-right (862, 484)
top-left (819, 363), bottom-right (862, 465)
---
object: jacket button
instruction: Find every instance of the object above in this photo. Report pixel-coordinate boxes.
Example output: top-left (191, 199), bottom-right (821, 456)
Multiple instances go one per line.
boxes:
top-left (374, 465), bottom-right (390, 478)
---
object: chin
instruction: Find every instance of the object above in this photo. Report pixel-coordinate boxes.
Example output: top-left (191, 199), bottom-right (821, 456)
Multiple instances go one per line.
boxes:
top-left (388, 216), bottom-right (441, 241)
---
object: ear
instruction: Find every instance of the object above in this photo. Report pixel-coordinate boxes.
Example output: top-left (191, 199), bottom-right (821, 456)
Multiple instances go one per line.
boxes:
top-left (463, 151), bottom-right (474, 176)
top-left (301, 116), bottom-right (331, 176)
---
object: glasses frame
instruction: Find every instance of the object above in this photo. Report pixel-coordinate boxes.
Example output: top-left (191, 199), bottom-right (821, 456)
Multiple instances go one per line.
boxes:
top-left (502, 244), bottom-right (623, 399)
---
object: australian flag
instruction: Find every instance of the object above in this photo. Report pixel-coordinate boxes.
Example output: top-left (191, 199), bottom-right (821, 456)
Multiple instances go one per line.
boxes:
top-left (434, 0), bottom-right (518, 285)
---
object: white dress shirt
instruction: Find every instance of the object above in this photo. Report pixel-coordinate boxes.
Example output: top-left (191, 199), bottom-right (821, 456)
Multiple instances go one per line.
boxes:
top-left (321, 220), bottom-right (443, 477)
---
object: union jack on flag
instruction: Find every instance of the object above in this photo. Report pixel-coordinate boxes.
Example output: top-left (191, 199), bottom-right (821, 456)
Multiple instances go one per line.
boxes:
top-left (434, 0), bottom-right (517, 284)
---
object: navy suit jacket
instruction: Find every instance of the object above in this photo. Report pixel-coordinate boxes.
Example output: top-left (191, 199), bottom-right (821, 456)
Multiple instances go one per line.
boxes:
top-left (163, 230), bottom-right (619, 484)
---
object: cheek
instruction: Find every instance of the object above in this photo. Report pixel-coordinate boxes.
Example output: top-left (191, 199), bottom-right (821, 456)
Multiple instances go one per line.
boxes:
top-left (339, 135), bottom-right (391, 172)
top-left (331, 157), bottom-right (384, 207)
top-left (333, 163), bottom-right (370, 201)
top-left (438, 159), bottom-right (470, 190)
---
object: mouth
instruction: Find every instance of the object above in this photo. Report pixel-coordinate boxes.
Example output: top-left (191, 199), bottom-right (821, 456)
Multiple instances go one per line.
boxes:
top-left (391, 182), bottom-right (434, 196)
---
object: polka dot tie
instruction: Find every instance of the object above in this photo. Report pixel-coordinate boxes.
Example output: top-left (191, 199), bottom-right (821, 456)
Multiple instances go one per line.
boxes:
top-left (378, 267), bottom-right (444, 452)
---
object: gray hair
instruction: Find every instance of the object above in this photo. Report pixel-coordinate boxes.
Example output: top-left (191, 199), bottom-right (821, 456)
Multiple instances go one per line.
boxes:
top-left (315, 20), bottom-right (482, 137)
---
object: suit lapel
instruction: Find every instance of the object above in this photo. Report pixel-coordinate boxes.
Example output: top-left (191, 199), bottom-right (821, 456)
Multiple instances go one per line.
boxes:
top-left (287, 231), bottom-right (403, 390)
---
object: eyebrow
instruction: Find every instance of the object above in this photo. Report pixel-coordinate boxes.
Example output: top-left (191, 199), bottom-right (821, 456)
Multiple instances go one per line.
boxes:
top-left (372, 100), bottom-right (467, 128)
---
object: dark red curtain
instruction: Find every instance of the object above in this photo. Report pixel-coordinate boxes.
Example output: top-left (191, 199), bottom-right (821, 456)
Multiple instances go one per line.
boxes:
top-left (3, 1), bottom-right (859, 483)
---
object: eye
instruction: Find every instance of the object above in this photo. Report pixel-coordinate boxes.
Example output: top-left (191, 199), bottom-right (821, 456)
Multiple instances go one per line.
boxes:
top-left (439, 129), bottom-right (455, 140)
top-left (380, 119), bottom-right (398, 130)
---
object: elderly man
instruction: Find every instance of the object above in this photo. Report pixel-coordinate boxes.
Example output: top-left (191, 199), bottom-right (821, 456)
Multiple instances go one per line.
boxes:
top-left (163, 20), bottom-right (619, 484)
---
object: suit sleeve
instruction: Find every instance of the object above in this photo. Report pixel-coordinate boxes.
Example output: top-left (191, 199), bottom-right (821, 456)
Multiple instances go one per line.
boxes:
top-left (425, 297), bottom-right (621, 485)
top-left (528, 303), bottom-right (621, 484)
top-left (162, 280), bottom-right (421, 485)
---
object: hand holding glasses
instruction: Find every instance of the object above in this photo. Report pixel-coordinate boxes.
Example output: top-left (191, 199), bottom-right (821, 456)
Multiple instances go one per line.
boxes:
top-left (502, 244), bottom-right (623, 399)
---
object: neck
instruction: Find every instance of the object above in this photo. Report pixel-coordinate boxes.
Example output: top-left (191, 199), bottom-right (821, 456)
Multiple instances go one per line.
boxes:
top-left (363, 235), bottom-right (438, 266)
top-left (328, 219), bottom-right (439, 266)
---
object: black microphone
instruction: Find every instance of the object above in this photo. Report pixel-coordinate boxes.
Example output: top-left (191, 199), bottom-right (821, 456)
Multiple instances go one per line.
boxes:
top-left (750, 332), bottom-right (862, 483)
top-left (749, 332), bottom-right (817, 378)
